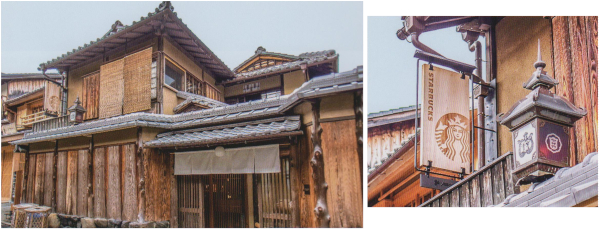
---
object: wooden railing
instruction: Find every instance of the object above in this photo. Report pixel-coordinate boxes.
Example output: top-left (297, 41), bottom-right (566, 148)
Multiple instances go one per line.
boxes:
top-left (31, 115), bottom-right (70, 133)
top-left (20, 111), bottom-right (51, 128)
top-left (420, 152), bottom-right (516, 207)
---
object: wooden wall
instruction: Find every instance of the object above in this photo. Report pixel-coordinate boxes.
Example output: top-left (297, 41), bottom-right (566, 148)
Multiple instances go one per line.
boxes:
top-left (321, 119), bottom-right (363, 227)
top-left (297, 126), bottom-right (316, 228)
top-left (1, 147), bottom-right (15, 201)
top-left (551, 16), bottom-right (598, 165)
top-left (367, 120), bottom-right (415, 168)
top-left (7, 80), bottom-right (46, 97)
top-left (144, 148), bottom-right (171, 222)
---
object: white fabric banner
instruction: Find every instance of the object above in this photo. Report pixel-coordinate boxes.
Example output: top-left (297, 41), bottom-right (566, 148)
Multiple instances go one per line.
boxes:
top-left (174, 144), bottom-right (280, 175)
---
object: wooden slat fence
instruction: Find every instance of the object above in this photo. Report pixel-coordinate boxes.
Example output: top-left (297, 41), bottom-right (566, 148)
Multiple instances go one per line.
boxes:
top-left (421, 152), bottom-right (515, 207)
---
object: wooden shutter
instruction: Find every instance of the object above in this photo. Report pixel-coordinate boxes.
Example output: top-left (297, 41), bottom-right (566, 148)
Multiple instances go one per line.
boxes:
top-left (44, 81), bottom-right (62, 116)
top-left (123, 48), bottom-right (152, 114)
top-left (99, 59), bottom-right (125, 119)
top-left (82, 72), bottom-right (100, 120)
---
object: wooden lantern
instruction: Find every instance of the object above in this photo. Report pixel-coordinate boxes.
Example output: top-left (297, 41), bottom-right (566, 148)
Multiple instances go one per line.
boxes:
top-left (68, 96), bottom-right (86, 124)
top-left (498, 40), bottom-right (586, 184)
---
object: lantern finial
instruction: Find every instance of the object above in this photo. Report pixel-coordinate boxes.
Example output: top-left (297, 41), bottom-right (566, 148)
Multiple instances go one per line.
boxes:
top-left (534, 39), bottom-right (546, 70)
top-left (523, 39), bottom-right (558, 90)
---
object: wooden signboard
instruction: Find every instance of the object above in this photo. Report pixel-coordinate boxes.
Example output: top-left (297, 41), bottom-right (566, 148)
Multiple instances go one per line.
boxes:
top-left (44, 82), bottom-right (62, 116)
top-left (420, 65), bottom-right (470, 173)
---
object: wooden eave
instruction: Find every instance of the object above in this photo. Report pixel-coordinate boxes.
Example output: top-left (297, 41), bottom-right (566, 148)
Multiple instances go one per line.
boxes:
top-left (5, 89), bottom-right (45, 107)
top-left (235, 55), bottom-right (296, 74)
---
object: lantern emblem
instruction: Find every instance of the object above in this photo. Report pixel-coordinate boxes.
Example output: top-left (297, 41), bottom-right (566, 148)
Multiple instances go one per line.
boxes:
top-left (545, 133), bottom-right (562, 154)
top-left (517, 132), bottom-right (534, 158)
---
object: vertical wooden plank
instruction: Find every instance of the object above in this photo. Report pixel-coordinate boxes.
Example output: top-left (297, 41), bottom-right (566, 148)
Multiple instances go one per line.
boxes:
top-left (290, 144), bottom-right (300, 228)
top-left (77, 149), bottom-right (89, 217)
top-left (44, 153), bottom-right (54, 207)
top-left (470, 175), bottom-right (481, 207)
top-left (569, 16), bottom-right (596, 162)
top-left (440, 194), bottom-right (449, 207)
top-left (26, 154), bottom-right (36, 203)
top-left (459, 183), bottom-right (470, 207)
top-left (170, 153), bottom-right (178, 228)
top-left (492, 163), bottom-right (506, 205)
top-left (66, 151), bottom-right (78, 215)
top-left (585, 16), bottom-right (598, 151)
top-left (56, 151), bottom-right (67, 213)
top-left (504, 154), bottom-right (516, 195)
top-left (93, 147), bottom-right (106, 218)
top-left (450, 190), bottom-right (459, 207)
top-left (107, 145), bottom-right (122, 220)
top-left (34, 153), bottom-right (45, 205)
top-left (482, 169), bottom-right (493, 207)
top-left (122, 144), bottom-right (138, 221)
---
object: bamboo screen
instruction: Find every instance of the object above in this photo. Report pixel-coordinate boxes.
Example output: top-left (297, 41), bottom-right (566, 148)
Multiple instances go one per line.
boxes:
top-left (123, 48), bottom-right (152, 114)
top-left (99, 59), bottom-right (125, 119)
top-left (82, 72), bottom-right (100, 120)
top-left (257, 158), bottom-right (292, 228)
top-left (43, 82), bottom-right (62, 116)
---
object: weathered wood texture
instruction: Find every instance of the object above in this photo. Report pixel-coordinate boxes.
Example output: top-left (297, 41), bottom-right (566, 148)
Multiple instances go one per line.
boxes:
top-left (298, 126), bottom-right (316, 228)
top-left (367, 116), bottom-right (416, 169)
top-left (82, 72), bottom-right (100, 120)
top-left (144, 148), bottom-right (171, 222)
top-left (122, 144), bottom-right (138, 221)
top-left (26, 154), bottom-right (36, 203)
top-left (107, 145), bottom-right (122, 219)
top-left (321, 119), bottom-right (363, 227)
top-left (310, 101), bottom-right (330, 228)
top-left (551, 16), bottom-right (598, 164)
top-left (1, 149), bottom-right (14, 201)
top-left (33, 153), bottom-right (45, 205)
top-left (44, 81), bottom-right (62, 115)
top-left (77, 150), bottom-right (90, 216)
top-left (423, 153), bottom-right (515, 207)
top-left (43, 153), bottom-right (54, 207)
top-left (66, 151), bottom-right (78, 215)
top-left (93, 147), bottom-right (106, 218)
top-left (56, 151), bottom-right (68, 213)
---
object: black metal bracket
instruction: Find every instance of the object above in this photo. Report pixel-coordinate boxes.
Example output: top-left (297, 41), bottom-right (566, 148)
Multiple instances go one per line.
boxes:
top-left (473, 125), bottom-right (496, 133)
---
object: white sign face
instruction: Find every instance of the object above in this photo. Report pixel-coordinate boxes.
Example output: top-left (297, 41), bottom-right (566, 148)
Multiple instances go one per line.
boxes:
top-left (513, 122), bottom-right (537, 166)
top-left (420, 66), bottom-right (470, 173)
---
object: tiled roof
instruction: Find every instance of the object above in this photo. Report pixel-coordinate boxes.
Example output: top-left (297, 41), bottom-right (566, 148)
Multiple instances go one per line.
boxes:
top-left (144, 116), bottom-right (302, 148)
top-left (226, 50), bottom-right (338, 83)
top-left (368, 112), bottom-right (420, 128)
top-left (232, 46), bottom-right (300, 73)
top-left (173, 91), bottom-right (228, 113)
top-left (368, 105), bottom-right (420, 119)
top-left (1, 73), bottom-right (62, 81)
top-left (38, 1), bottom-right (234, 79)
top-left (494, 152), bottom-right (598, 207)
top-left (11, 66), bottom-right (362, 145)
top-left (4, 87), bottom-right (45, 106)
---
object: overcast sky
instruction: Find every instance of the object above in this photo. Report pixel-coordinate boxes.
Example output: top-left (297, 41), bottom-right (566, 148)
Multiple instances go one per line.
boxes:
top-left (367, 16), bottom-right (486, 114)
top-left (1, 1), bottom-right (362, 74)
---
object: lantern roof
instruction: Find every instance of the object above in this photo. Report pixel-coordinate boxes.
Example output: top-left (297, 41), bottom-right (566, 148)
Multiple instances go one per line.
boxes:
top-left (498, 41), bottom-right (586, 129)
top-left (68, 96), bottom-right (87, 113)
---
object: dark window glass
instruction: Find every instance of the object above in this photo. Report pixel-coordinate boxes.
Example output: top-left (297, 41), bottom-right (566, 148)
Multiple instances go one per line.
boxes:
top-left (165, 62), bottom-right (184, 90)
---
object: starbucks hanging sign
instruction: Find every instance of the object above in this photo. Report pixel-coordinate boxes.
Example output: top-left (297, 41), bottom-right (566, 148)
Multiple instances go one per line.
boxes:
top-left (420, 65), bottom-right (471, 173)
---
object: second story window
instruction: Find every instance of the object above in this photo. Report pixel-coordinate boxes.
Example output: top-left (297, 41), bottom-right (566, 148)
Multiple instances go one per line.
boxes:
top-left (165, 61), bottom-right (184, 91)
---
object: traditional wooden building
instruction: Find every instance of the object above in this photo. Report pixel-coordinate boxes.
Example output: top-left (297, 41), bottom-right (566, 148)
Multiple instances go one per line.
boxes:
top-left (1, 73), bottom-right (63, 205)
top-left (3, 1), bottom-right (363, 227)
top-left (368, 16), bottom-right (597, 207)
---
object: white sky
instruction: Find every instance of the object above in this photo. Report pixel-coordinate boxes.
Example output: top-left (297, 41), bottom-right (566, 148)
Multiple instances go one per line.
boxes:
top-left (1, 1), bottom-right (363, 74)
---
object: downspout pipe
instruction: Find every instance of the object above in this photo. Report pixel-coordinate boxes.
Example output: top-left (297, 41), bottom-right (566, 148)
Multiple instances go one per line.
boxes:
top-left (410, 33), bottom-right (444, 57)
top-left (469, 41), bottom-right (486, 168)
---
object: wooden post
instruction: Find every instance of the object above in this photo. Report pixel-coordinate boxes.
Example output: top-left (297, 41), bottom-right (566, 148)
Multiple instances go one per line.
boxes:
top-left (310, 100), bottom-right (330, 228)
top-left (88, 136), bottom-right (94, 217)
top-left (354, 91), bottom-right (363, 191)
top-left (289, 140), bottom-right (301, 228)
top-left (52, 140), bottom-right (58, 212)
top-left (136, 127), bottom-right (146, 222)
top-left (21, 147), bottom-right (29, 203)
top-left (169, 152), bottom-right (178, 228)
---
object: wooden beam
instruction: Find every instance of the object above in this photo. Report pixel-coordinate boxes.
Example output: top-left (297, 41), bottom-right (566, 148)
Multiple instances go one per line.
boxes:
top-left (310, 100), bottom-right (330, 227)
top-left (21, 148), bottom-right (29, 203)
top-left (354, 91), bottom-right (363, 193)
top-left (377, 172), bottom-right (420, 202)
top-left (88, 136), bottom-right (94, 217)
top-left (169, 152), bottom-right (178, 228)
top-left (289, 142), bottom-right (300, 228)
top-left (136, 127), bottom-right (146, 221)
top-left (52, 140), bottom-right (58, 212)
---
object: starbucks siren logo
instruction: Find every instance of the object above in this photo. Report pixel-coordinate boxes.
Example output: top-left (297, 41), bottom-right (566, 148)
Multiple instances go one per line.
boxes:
top-left (435, 113), bottom-right (470, 163)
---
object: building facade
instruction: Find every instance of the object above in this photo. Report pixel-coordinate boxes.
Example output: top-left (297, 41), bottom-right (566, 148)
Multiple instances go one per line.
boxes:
top-left (368, 16), bottom-right (597, 207)
top-left (2, 1), bottom-right (363, 227)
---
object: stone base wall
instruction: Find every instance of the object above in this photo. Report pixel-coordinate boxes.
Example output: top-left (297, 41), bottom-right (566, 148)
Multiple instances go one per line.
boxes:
top-left (47, 213), bottom-right (170, 228)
